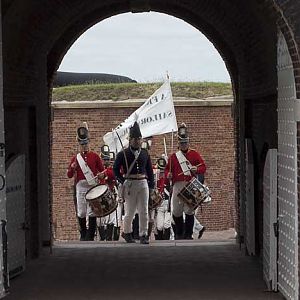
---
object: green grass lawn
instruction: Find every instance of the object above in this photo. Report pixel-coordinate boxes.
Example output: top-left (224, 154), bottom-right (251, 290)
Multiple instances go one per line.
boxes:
top-left (52, 81), bottom-right (232, 102)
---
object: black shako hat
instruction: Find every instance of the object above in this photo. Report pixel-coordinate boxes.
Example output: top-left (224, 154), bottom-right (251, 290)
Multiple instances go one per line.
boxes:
top-left (77, 127), bottom-right (89, 145)
top-left (101, 154), bottom-right (110, 161)
top-left (129, 121), bottom-right (142, 139)
top-left (177, 123), bottom-right (189, 143)
top-left (157, 157), bottom-right (167, 170)
top-left (100, 145), bottom-right (110, 160)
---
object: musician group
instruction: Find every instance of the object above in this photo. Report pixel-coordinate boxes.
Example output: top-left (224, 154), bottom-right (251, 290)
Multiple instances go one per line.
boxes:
top-left (67, 121), bottom-right (209, 243)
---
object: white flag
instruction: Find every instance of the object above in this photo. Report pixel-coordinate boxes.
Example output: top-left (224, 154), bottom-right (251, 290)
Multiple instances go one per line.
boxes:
top-left (103, 79), bottom-right (178, 153)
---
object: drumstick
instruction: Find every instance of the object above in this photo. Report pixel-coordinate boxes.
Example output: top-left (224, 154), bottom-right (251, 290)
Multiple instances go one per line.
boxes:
top-left (95, 170), bottom-right (107, 179)
top-left (178, 163), bottom-right (203, 176)
top-left (90, 173), bottom-right (104, 181)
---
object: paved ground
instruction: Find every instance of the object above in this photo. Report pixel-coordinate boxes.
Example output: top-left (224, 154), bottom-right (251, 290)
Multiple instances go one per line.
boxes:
top-left (6, 230), bottom-right (284, 300)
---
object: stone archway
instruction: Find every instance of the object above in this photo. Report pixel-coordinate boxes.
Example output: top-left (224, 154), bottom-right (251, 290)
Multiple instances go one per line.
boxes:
top-left (3, 1), bottom-right (300, 284)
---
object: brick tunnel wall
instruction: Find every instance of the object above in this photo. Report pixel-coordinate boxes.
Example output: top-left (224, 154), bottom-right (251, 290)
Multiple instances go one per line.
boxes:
top-left (51, 100), bottom-right (235, 240)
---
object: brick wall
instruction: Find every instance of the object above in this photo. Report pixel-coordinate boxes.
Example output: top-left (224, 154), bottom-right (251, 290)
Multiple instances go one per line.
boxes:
top-left (51, 98), bottom-right (235, 240)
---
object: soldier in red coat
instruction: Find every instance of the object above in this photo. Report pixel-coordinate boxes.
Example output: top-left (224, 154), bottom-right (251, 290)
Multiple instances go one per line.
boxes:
top-left (155, 156), bottom-right (172, 240)
top-left (67, 126), bottom-right (104, 241)
top-left (164, 123), bottom-right (206, 239)
top-left (97, 152), bottom-right (115, 241)
top-left (97, 150), bottom-right (121, 241)
top-left (99, 153), bottom-right (116, 190)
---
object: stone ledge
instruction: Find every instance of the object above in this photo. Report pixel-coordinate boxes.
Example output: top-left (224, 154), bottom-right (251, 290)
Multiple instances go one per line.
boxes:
top-left (51, 96), bottom-right (233, 109)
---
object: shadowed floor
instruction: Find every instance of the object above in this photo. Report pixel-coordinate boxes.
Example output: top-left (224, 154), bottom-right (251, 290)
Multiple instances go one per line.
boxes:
top-left (6, 238), bottom-right (284, 300)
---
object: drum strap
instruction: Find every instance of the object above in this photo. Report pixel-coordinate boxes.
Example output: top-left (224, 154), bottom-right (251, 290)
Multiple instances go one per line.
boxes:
top-left (76, 153), bottom-right (97, 185)
top-left (153, 169), bottom-right (160, 188)
top-left (114, 186), bottom-right (119, 228)
top-left (164, 188), bottom-right (170, 197)
top-left (176, 151), bottom-right (192, 176)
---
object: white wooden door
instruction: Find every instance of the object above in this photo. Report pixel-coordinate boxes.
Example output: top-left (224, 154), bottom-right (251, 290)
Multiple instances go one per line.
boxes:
top-left (6, 155), bottom-right (25, 278)
top-left (263, 149), bottom-right (277, 291)
top-left (277, 31), bottom-right (298, 300)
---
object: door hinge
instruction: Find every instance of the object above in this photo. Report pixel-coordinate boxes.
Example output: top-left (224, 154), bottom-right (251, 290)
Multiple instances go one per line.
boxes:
top-left (273, 221), bottom-right (279, 238)
top-left (21, 222), bottom-right (30, 231)
top-left (0, 143), bottom-right (5, 158)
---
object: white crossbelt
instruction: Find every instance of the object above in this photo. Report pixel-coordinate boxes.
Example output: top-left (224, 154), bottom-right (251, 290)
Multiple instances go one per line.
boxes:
top-left (176, 151), bottom-right (192, 176)
top-left (76, 153), bottom-right (98, 186)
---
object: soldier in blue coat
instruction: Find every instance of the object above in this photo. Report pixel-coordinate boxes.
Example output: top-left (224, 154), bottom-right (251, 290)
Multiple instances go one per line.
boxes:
top-left (113, 122), bottom-right (155, 244)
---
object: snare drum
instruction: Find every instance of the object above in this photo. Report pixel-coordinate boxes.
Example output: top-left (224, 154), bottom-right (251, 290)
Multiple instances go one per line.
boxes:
top-left (178, 177), bottom-right (211, 210)
top-left (148, 189), bottom-right (163, 210)
top-left (85, 184), bottom-right (117, 217)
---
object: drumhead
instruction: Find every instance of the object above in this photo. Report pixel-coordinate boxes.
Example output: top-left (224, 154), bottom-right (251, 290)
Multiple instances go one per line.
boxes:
top-left (85, 184), bottom-right (108, 200)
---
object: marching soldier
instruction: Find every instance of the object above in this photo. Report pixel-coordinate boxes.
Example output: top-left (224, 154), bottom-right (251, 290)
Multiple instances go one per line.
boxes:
top-left (164, 123), bottom-right (206, 239)
top-left (113, 121), bottom-right (155, 244)
top-left (67, 126), bottom-right (105, 241)
top-left (155, 156), bottom-right (172, 240)
top-left (98, 149), bottom-right (121, 241)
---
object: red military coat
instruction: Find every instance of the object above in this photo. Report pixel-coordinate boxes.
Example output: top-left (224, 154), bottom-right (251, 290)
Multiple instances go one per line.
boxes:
top-left (67, 151), bottom-right (104, 184)
top-left (100, 166), bottom-right (116, 191)
top-left (164, 148), bottom-right (206, 184)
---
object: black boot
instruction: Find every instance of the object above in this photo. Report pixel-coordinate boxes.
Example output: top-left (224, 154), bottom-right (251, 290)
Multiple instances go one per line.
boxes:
top-left (113, 226), bottom-right (120, 241)
top-left (98, 226), bottom-right (106, 241)
top-left (184, 214), bottom-right (194, 240)
top-left (106, 224), bottom-right (114, 241)
top-left (148, 222), bottom-right (153, 239)
top-left (198, 226), bottom-right (206, 239)
top-left (156, 230), bottom-right (164, 240)
top-left (140, 235), bottom-right (149, 244)
top-left (124, 232), bottom-right (136, 243)
top-left (171, 222), bottom-right (176, 237)
top-left (163, 228), bottom-right (171, 240)
top-left (173, 215), bottom-right (184, 240)
top-left (78, 217), bottom-right (87, 241)
top-left (87, 217), bottom-right (97, 241)
top-left (132, 214), bottom-right (139, 240)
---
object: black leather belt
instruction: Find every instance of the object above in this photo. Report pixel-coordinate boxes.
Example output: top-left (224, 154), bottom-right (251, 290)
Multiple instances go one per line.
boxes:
top-left (127, 174), bottom-right (147, 180)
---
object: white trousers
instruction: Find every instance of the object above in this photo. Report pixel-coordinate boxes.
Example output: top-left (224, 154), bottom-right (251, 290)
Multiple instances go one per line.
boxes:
top-left (171, 181), bottom-right (194, 217)
top-left (156, 199), bottom-right (171, 231)
top-left (97, 192), bottom-right (123, 227)
top-left (76, 180), bottom-right (95, 218)
top-left (103, 203), bottom-right (123, 225)
top-left (123, 179), bottom-right (149, 236)
top-left (193, 216), bottom-right (204, 235)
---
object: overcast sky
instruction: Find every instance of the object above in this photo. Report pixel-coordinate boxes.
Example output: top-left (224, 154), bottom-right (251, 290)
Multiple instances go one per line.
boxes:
top-left (59, 12), bottom-right (230, 83)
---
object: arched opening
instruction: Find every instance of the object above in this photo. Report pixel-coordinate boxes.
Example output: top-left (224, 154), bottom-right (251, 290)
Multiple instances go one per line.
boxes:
top-left (51, 12), bottom-right (235, 244)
